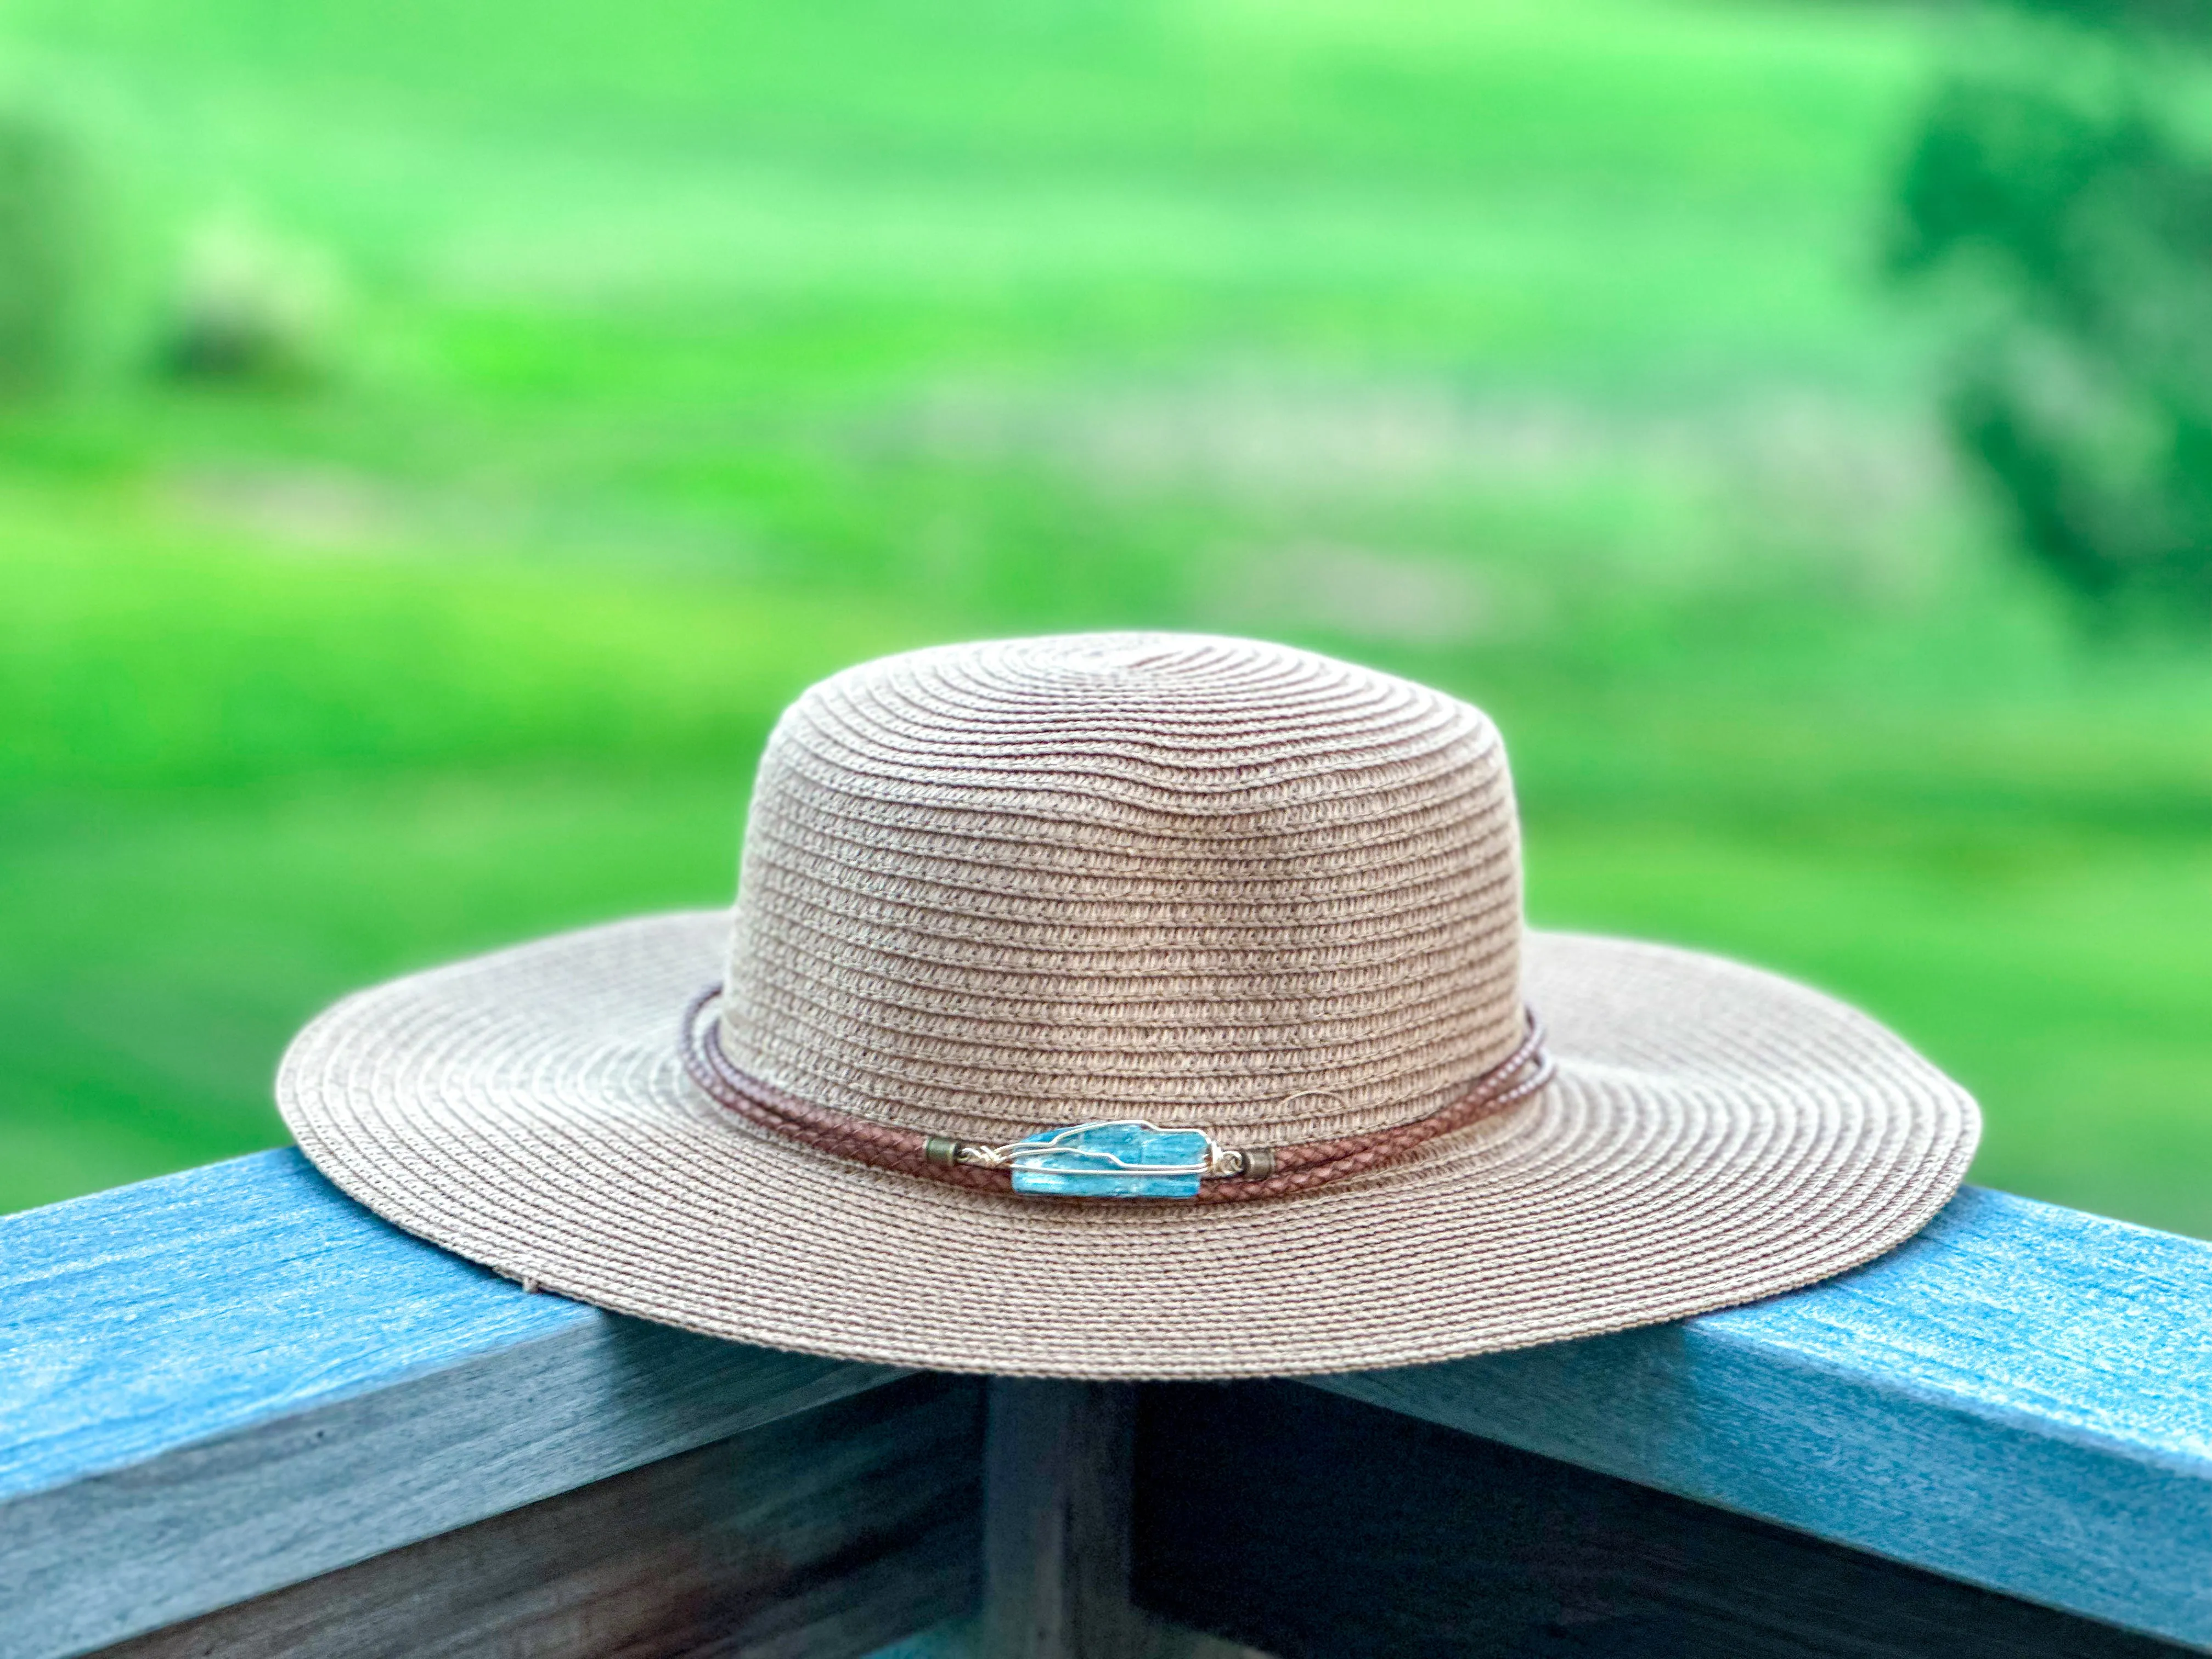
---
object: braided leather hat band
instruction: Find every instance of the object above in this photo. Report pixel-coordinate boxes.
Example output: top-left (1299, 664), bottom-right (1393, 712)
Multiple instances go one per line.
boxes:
top-left (680, 983), bottom-right (1555, 1203)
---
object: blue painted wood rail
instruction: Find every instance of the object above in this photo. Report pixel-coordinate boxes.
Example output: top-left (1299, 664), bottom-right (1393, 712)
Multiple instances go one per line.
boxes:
top-left (3, 1150), bottom-right (2210, 1656)
top-left (0, 1152), bottom-right (915, 1658)
top-left (1317, 1185), bottom-right (2212, 1647)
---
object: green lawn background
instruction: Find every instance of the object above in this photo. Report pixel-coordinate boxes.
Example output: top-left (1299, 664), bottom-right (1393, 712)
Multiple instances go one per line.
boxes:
top-left (3, 0), bottom-right (2209, 1230)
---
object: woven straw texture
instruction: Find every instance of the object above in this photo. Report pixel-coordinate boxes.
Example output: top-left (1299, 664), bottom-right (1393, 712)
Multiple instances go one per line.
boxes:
top-left (722, 633), bottom-right (1525, 1143)
top-left (278, 634), bottom-right (1979, 1379)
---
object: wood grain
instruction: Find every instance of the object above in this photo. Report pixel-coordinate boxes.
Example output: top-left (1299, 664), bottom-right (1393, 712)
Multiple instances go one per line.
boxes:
top-left (1135, 1381), bottom-right (2195, 1659)
top-left (1312, 1186), bottom-right (2212, 1647)
top-left (981, 1380), bottom-right (1142, 1659)
top-left (94, 1374), bottom-right (983, 1659)
top-left (11, 1156), bottom-right (2212, 1655)
top-left (0, 1151), bottom-right (904, 1659)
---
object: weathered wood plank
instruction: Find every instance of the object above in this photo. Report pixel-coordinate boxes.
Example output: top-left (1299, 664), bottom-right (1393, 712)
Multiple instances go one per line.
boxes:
top-left (0, 1150), bottom-right (905, 1659)
top-left (1310, 1187), bottom-right (2212, 1648)
top-left (93, 1375), bottom-right (983, 1659)
top-left (875, 1620), bottom-right (1269, 1659)
top-left (12, 1154), bottom-right (2212, 1655)
top-left (981, 1380), bottom-right (1142, 1659)
top-left (1136, 1381), bottom-right (2196, 1658)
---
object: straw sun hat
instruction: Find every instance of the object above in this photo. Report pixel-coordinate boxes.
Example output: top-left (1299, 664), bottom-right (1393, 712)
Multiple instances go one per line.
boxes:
top-left (280, 633), bottom-right (1979, 1379)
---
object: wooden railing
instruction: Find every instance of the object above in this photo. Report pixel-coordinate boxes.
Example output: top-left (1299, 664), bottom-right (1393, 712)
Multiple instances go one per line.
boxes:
top-left (3, 1149), bottom-right (2209, 1657)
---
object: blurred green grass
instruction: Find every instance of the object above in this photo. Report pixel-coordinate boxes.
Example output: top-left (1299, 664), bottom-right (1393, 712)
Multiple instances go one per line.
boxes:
top-left (3, 0), bottom-right (2209, 1229)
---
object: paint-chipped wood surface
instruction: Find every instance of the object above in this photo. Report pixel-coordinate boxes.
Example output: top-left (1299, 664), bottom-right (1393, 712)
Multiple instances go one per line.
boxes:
top-left (1313, 1187), bottom-right (2212, 1648)
top-left (94, 1376), bottom-right (981, 1659)
top-left (0, 1150), bottom-right (904, 1658)
top-left (8, 1154), bottom-right (2212, 1656)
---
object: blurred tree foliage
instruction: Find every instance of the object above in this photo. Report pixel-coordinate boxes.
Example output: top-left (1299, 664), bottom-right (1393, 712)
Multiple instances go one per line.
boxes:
top-left (1891, 0), bottom-right (2212, 619)
top-left (0, 106), bottom-right (87, 396)
top-left (157, 215), bottom-right (342, 388)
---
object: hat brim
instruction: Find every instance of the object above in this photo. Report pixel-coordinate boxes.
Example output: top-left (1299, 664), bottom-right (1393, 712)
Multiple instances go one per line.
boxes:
top-left (278, 911), bottom-right (1978, 1379)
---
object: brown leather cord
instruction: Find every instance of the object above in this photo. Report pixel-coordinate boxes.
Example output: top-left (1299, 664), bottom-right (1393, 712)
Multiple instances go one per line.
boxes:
top-left (680, 984), bottom-right (1554, 1203)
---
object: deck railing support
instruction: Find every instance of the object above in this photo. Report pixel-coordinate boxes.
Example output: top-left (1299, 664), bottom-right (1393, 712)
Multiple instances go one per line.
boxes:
top-left (982, 1379), bottom-right (1143, 1659)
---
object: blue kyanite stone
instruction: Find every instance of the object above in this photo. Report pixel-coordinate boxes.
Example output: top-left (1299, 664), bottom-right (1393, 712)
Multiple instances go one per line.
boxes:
top-left (1007, 1121), bottom-right (1209, 1199)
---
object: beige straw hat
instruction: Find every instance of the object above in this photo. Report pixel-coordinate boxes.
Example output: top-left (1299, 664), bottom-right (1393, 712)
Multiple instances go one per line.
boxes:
top-left (279, 633), bottom-right (1979, 1379)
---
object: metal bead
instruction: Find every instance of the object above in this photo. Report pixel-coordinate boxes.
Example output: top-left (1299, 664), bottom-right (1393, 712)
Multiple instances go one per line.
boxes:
top-left (1239, 1146), bottom-right (1277, 1181)
top-left (924, 1136), bottom-right (961, 1168)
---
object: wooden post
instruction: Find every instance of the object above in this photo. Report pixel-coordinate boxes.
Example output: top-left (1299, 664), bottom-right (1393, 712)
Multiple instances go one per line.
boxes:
top-left (981, 1379), bottom-right (1143, 1659)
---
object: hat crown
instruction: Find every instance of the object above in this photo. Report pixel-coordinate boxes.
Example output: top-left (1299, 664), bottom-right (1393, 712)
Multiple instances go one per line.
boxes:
top-left (720, 633), bottom-right (1525, 1144)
